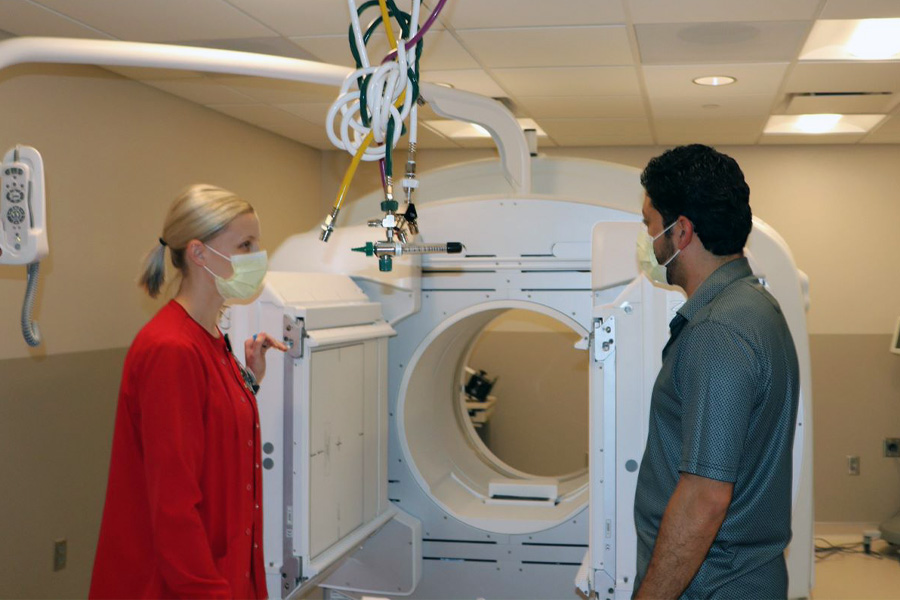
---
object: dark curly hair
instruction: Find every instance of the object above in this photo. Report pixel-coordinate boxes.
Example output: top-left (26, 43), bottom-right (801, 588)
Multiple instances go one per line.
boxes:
top-left (640, 144), bottom-right (752, 256)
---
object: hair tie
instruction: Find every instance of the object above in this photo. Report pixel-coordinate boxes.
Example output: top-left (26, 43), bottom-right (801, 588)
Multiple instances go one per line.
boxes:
top-left (158, 237), bottom-right (168, 247)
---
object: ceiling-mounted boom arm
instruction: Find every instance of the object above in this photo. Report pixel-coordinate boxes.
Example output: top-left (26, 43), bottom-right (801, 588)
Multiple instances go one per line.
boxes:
top-left (0, 37), bottom-right (531, 195)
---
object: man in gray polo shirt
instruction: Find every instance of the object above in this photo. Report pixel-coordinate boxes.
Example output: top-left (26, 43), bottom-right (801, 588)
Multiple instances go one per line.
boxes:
top-left (632, 144), bottom-right (800, 599)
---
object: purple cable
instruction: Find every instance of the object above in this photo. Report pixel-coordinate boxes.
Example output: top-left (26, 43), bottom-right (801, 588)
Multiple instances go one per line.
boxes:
top-left (381, 0), bottom-right (449, 64)
top-left (379, 158), bottom-right (387, 189)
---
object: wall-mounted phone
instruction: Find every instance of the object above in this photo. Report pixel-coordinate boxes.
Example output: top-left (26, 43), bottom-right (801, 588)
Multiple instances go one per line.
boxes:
top-left (0, 145), bottom-right (48, 346)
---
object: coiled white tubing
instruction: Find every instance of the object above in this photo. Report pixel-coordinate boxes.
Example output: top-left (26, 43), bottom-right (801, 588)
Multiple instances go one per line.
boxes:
top-left (326, 0), bottom-right (420, 161)
top-left (326, 51), bottom-right (414, 161)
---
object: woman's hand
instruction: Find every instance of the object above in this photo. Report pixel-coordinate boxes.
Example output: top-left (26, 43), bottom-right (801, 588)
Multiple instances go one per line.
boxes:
top-left (244, 332), bottom-right (288, 384)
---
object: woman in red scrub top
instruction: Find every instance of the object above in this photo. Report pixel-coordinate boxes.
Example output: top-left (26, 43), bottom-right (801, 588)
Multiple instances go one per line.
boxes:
top-left (90, 184), bottom-right (286, 599)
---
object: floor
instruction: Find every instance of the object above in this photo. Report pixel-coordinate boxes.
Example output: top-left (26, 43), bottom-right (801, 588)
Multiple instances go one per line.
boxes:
top-left (812, 524), bottom-right (900, 599)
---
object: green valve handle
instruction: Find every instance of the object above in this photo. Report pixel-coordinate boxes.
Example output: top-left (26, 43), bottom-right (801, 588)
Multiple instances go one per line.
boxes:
top-left (380, 200), bottom-right (399, 212)
top-left (351, 242), bottom-right (376, 256)
top-left (379, 255), bottom-right (393, 272)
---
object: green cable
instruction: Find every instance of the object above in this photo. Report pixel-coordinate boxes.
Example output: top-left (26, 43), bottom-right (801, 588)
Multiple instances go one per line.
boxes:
top-left (348, 1), bottom-right (423, 128)
top-left (344, 1), bottom-right (424, 183)
top-left (385, 116), bottom-right (395, 179)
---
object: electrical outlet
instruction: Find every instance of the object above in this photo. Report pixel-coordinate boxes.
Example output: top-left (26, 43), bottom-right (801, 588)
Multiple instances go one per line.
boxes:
top-left (884, 438), bottom-right (900, 457)
top-left (53, 539), bottom-right (66, 571)
top-left (847, 455), bottom-right (860, 476)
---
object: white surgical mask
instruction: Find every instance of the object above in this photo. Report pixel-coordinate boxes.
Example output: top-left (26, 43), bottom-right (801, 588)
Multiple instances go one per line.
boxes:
top-left (203, 244), bottom-right (268, 300)
top-left (636, 221), bottom-right (680, 284)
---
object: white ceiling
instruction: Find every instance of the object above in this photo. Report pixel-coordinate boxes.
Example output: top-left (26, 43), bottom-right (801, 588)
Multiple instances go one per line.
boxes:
top-left (1, 0), bottom-right (899, 149)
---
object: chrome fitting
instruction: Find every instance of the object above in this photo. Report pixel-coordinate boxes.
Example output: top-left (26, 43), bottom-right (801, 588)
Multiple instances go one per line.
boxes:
top-left (319, 206), bottom-right (340, 242)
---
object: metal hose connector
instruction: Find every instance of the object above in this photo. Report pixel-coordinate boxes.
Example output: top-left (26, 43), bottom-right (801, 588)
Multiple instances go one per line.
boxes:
top-left (319, 206), bottom-right (341, 242)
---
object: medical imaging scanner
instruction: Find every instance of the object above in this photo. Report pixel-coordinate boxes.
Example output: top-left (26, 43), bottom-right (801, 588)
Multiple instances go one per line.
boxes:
top-left (0, 35), bottom-right (813, 600)
top-left (223, 157), bottom-right (814, 600)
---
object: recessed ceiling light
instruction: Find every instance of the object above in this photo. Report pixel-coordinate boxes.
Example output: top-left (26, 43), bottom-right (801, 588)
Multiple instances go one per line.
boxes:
top-left (847, 19), bottom-right (900, 59)
top-left (801, 19), bottom-right (900, 61)
top-left (764, 114), bottom-right (885, 135)
top-left (692, 76), bottom-right (736, 87)
top-left (794, 114), bottom-right (842, 134)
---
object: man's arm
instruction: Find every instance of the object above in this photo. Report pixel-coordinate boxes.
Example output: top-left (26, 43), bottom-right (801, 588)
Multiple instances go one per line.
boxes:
top-left (634, 473), bottom-right (733, 600)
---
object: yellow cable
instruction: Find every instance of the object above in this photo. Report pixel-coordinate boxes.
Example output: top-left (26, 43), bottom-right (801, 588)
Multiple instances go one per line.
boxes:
top-left (335, 131), bottom-right (374, 210)
top-left (334, 0), bottom-right (409, 215)
top-left (333, 91), bottom-right (407, 211)
top-left (379, 0), bottom-right (399, 50)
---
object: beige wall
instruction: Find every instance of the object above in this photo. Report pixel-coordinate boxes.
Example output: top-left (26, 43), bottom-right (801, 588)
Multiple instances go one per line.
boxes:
top-left (811, 334), bottom-right (900, 523)
top-left (467, 311), bottom-right (588, 477)
top-left (324, 144), bottom-right (900, 526)
top-left (0, 64), bottom-right (323, 597)
top-left (0, 64), bottom-right (322, 361)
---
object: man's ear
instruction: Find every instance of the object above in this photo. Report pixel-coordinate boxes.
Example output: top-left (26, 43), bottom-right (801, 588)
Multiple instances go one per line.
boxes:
top-left (674, 216), bottom-right (695, 251)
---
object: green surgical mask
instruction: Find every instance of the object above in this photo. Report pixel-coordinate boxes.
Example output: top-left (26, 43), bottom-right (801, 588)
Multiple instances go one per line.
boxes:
top-left (636, 221), bottom-right (679, 285)
top-left (203, 244), bottom-right (268, 300)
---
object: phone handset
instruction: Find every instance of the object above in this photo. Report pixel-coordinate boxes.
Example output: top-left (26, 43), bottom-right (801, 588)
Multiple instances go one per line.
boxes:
top-left (0, 145), bottom-right (48, 346)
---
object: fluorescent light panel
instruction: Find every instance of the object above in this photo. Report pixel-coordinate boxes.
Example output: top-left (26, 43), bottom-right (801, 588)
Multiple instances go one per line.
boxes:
top-left (764, 114), bottom-right (885, 135)
top-left (801, 19), bottom-right (900, 60)
top-left (424, 118), bottom-right (547, 139)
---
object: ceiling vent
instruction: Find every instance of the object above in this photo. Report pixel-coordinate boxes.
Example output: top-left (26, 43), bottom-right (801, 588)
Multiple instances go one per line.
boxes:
top-left (785, 91), bottom-right (894, 115)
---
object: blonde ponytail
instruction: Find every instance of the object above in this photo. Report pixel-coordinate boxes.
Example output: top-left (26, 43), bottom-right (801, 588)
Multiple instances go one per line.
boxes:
top-left (138, 240), bottom-right (168, 298)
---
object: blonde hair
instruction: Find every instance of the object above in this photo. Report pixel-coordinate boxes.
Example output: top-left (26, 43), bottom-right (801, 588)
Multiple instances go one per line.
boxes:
top-left (139, 184), bottom-right (254, 298)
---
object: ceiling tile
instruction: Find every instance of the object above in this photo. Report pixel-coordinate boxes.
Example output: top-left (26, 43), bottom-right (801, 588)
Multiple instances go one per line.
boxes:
top-left (636, 21), bottom-right (809, 64)
top-left (551, 132), bottom-right (655, 146)
top-left (539, 118), bottom-right (652, 143)
top-left (655, 131), bottom-right (761, 145)
top-left (146, 77), bottom-right (257, 105)
top-left (861, 116), bottom-right (900, 143)
top-left (456, 26), bottom-right (633, 68)
top-left (820, 0), bottom-right (900, 19)
top-left (760, 133), bottom-right (866, 144)
top-left (209, 103), bottom-right (332, 148)
top-left (643, 63), bottom-right (789, 97)
top-left (211, 75), bottom-right (337, 103)
top-left (492, 67), bottom-right (641, 97)
top-left (182, 36), bottom-right (318, 61)
top-left (276, 102), bottom-right (334, 124)
top-left (421, 70), bottom-right (508, 98)
top-left (416, 29), bottom-right (480, 70)
top-left (225, 0), bottom-right (356, 37)
top-left (628, 0), bottom-right (821, 23)
top-left (288, 35), bottom-right (359, 68)
top-left (651, 95), bottom-right (776, 119)
top-left (0, 0), bottom-right (111, 38)
top-left (654, 117), bottom-right (766, 145)
top-left (413, 124), bottom-right (463, 149)
top-left (291, 29), bottom-right (477, 70)
top-left (437, 0), bottom-right (624, 28)
top-left (517, 96), bottom-right (647, 119)
top-left (784, 93), bottom-right (898, 115)
top-left (785, 63), bottom-right (900, 93)
top-left (37, 0), bottom-right (273, 41)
